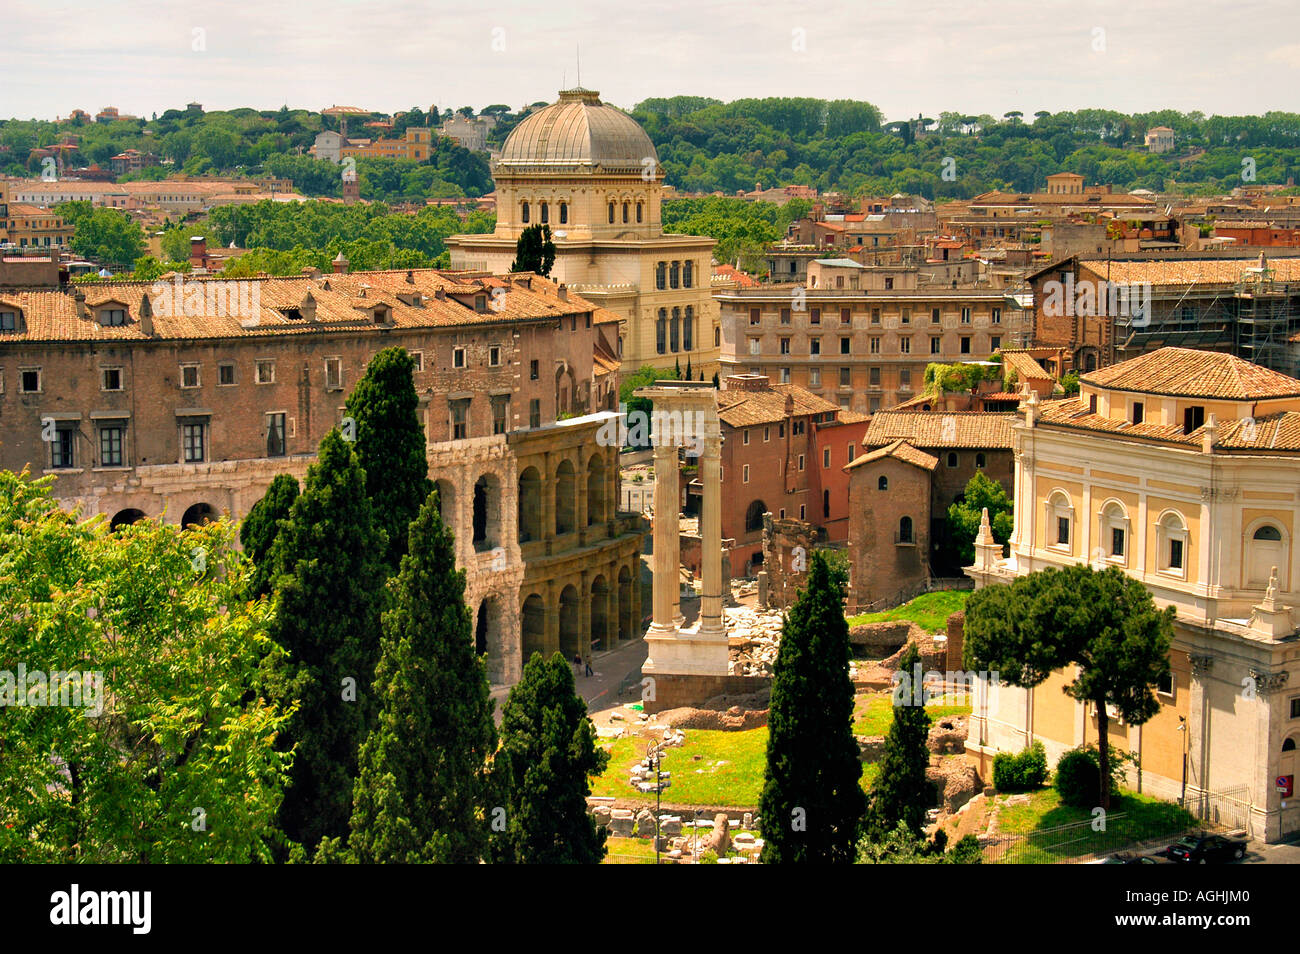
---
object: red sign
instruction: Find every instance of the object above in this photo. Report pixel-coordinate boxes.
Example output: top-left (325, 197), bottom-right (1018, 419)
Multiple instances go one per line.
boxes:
top-left (1277, 775), bottom-right (1293, 797)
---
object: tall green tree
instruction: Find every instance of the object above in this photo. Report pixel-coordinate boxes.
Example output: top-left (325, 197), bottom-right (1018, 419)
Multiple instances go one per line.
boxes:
top-left (239, 473), bottom-right (299, 599)
top-left (760, 552), bottom-right (865, 863)
top-left (490, 652), bottom-right (609, 863)
top-left (336, 491), bottom-right (497, 863)
top-left (510, 223), bottom-right (556, 276)
top-left (945, 472), bottom-right (1013, 568)
top-left (344, 347), bottom-right (431, 570)
top-left (963, 565), bottom-right (1175, 809)
top-left (271, 430), bottom-right (387, 852)
top-left (0, 472), bottom-right (291, 862)
top-left (865, 644), bottom-right (932, 840)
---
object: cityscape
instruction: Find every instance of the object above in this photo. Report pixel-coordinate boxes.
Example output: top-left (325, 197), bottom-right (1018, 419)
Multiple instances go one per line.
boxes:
top-left (0, 0), bottom-right (1296, 919)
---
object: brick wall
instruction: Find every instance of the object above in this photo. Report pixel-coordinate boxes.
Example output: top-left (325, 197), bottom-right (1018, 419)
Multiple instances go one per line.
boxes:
top-left (643, 673), bottom-right (772, 714)
top-left (846, 456), bottom-right (932, 610)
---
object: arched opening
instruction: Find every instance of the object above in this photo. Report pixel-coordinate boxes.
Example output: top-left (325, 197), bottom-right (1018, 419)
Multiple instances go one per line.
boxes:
top-left (559, 201), bottom-right (568, 224)
top-left (745, 500), bottom-right (767, 533)
top-left (618, 565), bottom-right (634, 641)
top-left (518, 467), bottom-right (542, 542)
top-left (590, 575), bottom-right (610, 652)
top-left (540, 201), bottom-right (549, 224)
top-left (555, 459), bottom-right (576, 536)
top-left (898, 515), bottom-right (914, 544)
top-left (472, 473), bottom-right (500, 551)
top-left (1101, 500), bottom-right (1129, 560)
top-left (522, 593), bottom-right (546, 661)
top-left (181, 503), bottom-right (217, 528)
top-left (878, 475), bottom-right (889, 491)
top-left (976, 453), bottom-right (986, 468)
top-left (109, 508), bottom-right (145, 531)
top-left (475, 601), bottom-right (489, 656)
top-left (1248, 523), bottom-right (1286, 587)
top-left (435, 478), bottom-right (456, 533)
top-left (521, 201), bottom-right (530, 224)
top-left (559, 584), bottom-right (581, 661)
top-left (622, 201), bottom-right (629, 223)
top-left (587, 455), bottom-right (606, 526)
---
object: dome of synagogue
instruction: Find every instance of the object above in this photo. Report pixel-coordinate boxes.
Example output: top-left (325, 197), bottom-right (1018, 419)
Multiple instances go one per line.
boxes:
top-left (497, 89), bottom-right (658, 173)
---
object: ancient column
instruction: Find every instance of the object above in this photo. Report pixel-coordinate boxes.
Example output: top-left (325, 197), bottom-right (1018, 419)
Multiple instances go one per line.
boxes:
top-left (648, 442), bottom-right (679, 636)
top-left (697, 432), bottom-right (725, 636)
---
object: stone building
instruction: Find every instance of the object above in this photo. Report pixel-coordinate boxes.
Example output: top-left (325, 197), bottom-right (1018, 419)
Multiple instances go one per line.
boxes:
top-left (965, 347), bottom-right (1300, 841)
top-left (0, 264), bottom-right (641, 687)
top-left (446, 89), bottom-right (719, 380)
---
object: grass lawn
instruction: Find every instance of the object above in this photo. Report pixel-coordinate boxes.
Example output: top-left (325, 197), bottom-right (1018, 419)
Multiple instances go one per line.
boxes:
top-left (852, 693), bottom-right (972, 737)
top-left (602, 837), bottom-right (659, 864)
top-left (846, 590), bottom-right (970, 633)
top-left (990, 788), bottom-right (1197, 863)
top-left (592, 728), bottom-right (770, 807)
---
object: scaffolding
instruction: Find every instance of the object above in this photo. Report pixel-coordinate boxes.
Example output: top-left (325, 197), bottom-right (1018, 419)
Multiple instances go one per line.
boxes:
top-left (1234, 266), bottom-right (1300, 375)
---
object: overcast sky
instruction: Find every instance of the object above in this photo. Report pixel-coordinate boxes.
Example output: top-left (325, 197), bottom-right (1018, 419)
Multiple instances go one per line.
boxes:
top-left (4, 0), bottom-right (1297, 121)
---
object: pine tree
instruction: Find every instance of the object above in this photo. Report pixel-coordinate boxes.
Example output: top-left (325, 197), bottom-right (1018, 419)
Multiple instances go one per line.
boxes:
top-left (239, 473), bottom-right (299, 599)
top-left (865, 643), bottom-right (932, 840)
top-left (490, 652), bottom-right (609, 863)
top-left (760, 551), bottom-right (865, 863)
top-left (685, 357), bottom-right (692, 381)
top-left (341, 491), bottom-right (497, 863)
top-left (271, 429), bottom-right (387, 852)
top-left (344, 347), bottom-right (431, 570)
top-left (510, 223), bottom-right (556, 276)
top-left (711, 371), bottom-right (720, 388)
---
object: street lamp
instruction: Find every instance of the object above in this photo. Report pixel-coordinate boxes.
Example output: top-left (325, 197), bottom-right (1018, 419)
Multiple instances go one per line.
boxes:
top-left (645, 741), bottom-right (671, 865)
top-left (1177, 717), bottom-right (1188, 804)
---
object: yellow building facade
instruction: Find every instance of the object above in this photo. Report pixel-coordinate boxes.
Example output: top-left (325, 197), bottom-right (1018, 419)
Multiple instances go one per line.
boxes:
top-left (965, 347), bottom-right (1300, 841)
top-left (446, 89), bottom-right (717, 380)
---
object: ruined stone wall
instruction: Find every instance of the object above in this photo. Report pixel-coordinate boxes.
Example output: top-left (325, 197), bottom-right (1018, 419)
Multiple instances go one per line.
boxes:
top-left (759, 512), bottom-right (818, 610)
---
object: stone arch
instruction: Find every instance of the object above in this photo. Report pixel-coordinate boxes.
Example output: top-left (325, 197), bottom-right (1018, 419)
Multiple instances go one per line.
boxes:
top-left (181, 502), bottom-right (217, 527)
top-left (475, 596), bottom-right (506, 683)
top-left (518, 467), bottom-right (542, 542)
top-left (591, 574), bottom-right (611, 651)
top-left (473, 472), bottom-right (502, 551)
top-left (587, 454), bottom-right (607, 526)
top-left (109, 508), bottom-right (145, 531)
top-left (555, 364), bottom-right (577, 415)
top-left (1245, 519), bottom-right (1288, 588)
top-left (559, 584), bottom-right (582, 660)
top-left (898, 515), bottom-right (914, 543)
top-left (745, 499), bottom-right (767, 533)
top-left (521, 593), bottom-right (546, 662)
top-left (555, 458), bottom-right (577, 535)
top-left (434, 478), bottom-right (457, 533)
top-left (618, 564), bottom-right (634, 641)
top-left (878, 475), bottom-right (889, 491)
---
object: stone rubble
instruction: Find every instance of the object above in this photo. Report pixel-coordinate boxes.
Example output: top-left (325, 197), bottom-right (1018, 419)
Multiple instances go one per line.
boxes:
top-left (724, 603), bottom-right (785, 676)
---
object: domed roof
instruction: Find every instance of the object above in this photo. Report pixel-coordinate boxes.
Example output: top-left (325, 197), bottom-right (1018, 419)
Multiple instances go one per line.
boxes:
top-left (497, 89), bottom-right (658, 173)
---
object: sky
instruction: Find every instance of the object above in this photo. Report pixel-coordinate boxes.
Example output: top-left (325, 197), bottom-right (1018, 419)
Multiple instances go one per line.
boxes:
top-left (3, 0), bottom-right (1298, 121)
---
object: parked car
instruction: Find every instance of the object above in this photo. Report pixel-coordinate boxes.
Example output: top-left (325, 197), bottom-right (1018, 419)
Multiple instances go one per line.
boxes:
top-left (1161, 833), bottom-right (1248, 863)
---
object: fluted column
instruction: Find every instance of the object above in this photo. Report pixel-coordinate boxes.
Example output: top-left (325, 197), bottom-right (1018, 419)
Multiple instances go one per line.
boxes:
top-left (648, 443), bottom-right (679, 635)
top-left (698, 433), bottom-right (724, 636)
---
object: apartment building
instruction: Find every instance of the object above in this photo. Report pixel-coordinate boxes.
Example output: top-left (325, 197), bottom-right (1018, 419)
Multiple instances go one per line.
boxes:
top-left (0, 180), bottom-right (74, 249)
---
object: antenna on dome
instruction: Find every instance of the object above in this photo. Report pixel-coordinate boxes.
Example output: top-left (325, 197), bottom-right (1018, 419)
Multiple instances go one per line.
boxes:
top-left (576, 44), bottom-right (581, 87)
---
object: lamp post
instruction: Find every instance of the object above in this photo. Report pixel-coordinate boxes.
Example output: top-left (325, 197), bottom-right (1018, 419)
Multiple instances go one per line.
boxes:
top-left (1177, 716), bottom-right (1188, 804)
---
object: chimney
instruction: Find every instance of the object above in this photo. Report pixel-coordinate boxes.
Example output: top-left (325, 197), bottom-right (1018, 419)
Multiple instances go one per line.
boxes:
top-left (557, 283), bottom-right (568, 301)
top-left (73, 287), bottom-right (88, 319)
top-left (301, 266), bottom-right (322, 279)
top-left (358, 283), bottom-right (369, 299)
top-left (333, 251), bottom-right (349, 274)
top-left (189, 236), bottom-right (207, 269)
top-left (405, 270), bottom-right (415, 284)
top-left (1202, 414), bottom-right (1217, 453)
top-left (724, 373), bottom-right (770, 392)
top-left (435, 287), bottom-right (446, 300)
top-left (138, 293), bottom-right (154, 336)
top-left (301, 290), bottom-right (318, 322)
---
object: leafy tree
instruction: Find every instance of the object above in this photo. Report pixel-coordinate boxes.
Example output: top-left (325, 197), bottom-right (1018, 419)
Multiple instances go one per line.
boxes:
top-left (858, 822), bottom-right (982, 864)
top-left (1060, 372), bottom-right (1080, 396)
top-left (0, 471), bottom-right (291, 862)
top-left (55, 202), bottom-right (145, 266)
top-left (490, 652), bottom-right (609, 863)
top-left (239, 473), bottom-right (299, 599)
top-left (270, 430), bottom-right (388, 852)
top-left (334, 491), bottom-right (497, 863)
top-left (945, 471), bottom-right (1014, 568)
top-left (760, 552), bottom-right (865, 863)
top-left (510, 223), bottom-right (556, 276)
top-left (963, 565), bottom-right (1175, 809)
top-left (865, 644), bottom-right (932, 839)
top-left (344, 347), bottom-right (432, 570)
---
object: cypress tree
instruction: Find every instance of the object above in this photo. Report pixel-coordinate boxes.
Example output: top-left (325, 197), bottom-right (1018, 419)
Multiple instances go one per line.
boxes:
top-left (239, 473), bottom-right (299, 599)
top-left (490, 651), bottom-right (609, 864)
top-left (510, 223), bottom-right (556, 276)
top-left (344, 347), bottom-right (431, 570)
top-left (865, 643), bottom-right (932, 840)
top-left (271, 429), bottom-right (387, 852)
top-left (760, 551), bottom-right (865, 863)
top-left (342, 491), bottom-right (497, 863)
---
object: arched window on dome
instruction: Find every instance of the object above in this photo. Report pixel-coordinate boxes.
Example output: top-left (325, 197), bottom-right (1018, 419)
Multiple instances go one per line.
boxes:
top-left (636, 201), bottom-right (643, 224)
top-left (670, 307), bottom-right (680, 353)
top-left (608, 202), bottom-right (615, 224)
top-left (521, 201), bottom-right (530, 224)
top-left (622, 201), bottom-right (629, 224)
top-left (559, 202), bottom-right (568, 225)
top-left (656, 309), bottom-right (667, 355)
top-left (540, 201), bottom-right (549, 224)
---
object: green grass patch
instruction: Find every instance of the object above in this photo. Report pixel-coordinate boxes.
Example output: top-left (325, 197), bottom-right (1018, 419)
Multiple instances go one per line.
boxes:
top-left (591, 728), bottom-right (770, 808)
top-left (852, 693), bottom-right (972, 737)
top-left (846, 590), bottom-right (970, 633)
top-left (991, 788), bottom-right (1197, 863)
top-left (601, 837), bottom-right (659, 864)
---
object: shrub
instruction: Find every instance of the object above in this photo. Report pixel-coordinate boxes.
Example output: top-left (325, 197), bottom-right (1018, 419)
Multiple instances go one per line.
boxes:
top-left (1055, 746), bottom-right (1107, 807)
top-left (993, 741), bottom-right (1048, 792)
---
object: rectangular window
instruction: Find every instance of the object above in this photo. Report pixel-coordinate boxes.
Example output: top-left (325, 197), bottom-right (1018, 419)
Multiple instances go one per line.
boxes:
top-left (1132, 402), bottom-right (1144, 425)
top-left (749, 307), bottom-right (760, 325)
top-left (1158, 671), bottom-right (1174, 697)
top-left (101, 367), bottom-right (123, 391)
top-left (871, 308), bottom-right (881, 325)
top-left (847, 444), bottom-right (856, 462)
top-left (182, 422), bottom-right (206, 463)
top-left (1057, 516), bottom-right (1070, 545)
top-left (991, 336), bottom-right (1001, 352)
top-left (1291, 697), bottom-right (1300, 719)
top-left (869, 337), bottom-right (880, 354)
top-left (900, 337), bottom-right (911, 354)
top-left (742, 464), bottom-right (750, 483)
top-left (1168, 538), bottom-right (1184, 570)
top-left (453, 347), bottom-right (466, 369)
top-left (530, 359), bottom-right (539, 381)
top-left (870, 367), bottom-right (881, 386)
top-left (749, 337), bottom-right (761, 355)
top-left (266, 413), bottom-right (287, 457)
top-left (255, 360), bottom-right (275, 385)
top-left (1183, 406), bottom-right (1205, 434)
top-left (778, 423), bottom-right (786, 438)
top-left (961, 307), bottom-right (972, 324)
top-left (992, 307), bottom-right (1001, 324)
top-left (823, 448), bottom-right (831, 468)
top-left (0, 310), bottom-right (16, 331)
top-left (218, 363), bottom-right (235, 386)
top-left (743, 429), bottom-right (750, 445)
top-left (808, 368), bottom-right (821, 388)
top-left (931, 307), bottom-right (940, 324)
top-left (1111, 526), bottom-right (1125, 558)
top-left (410, 351), bottom-right (424, 372)
top-left (780, 308), bottom-right (791, 324)
top-left (492, 396), bottom-right (509, 435)
top-left (325, 357), bottom-right (343, 391)
top-left (780, 368), bottom-right (791, 384)
top-left (529, 399), bottom-right (541, 428)
top-left (810, 337), bottom-right (821, 355)
top-left (810, 307), bottom-right (820, 325)
top-left (50, 425), bottom-right (75, 469)
top-left (799, 504), bottom-right (806, 520)
top-left (180, 364), bottom-right (200, 388)
top-left (960, 336), bottom-right (971, 354)
top-left (839, 367), bottom-right (850, 386)
top-left (98, 423), bottom-right (124, 467)
top-left (450, 399), bottom-right (470, 440)
top-left (488, 346), bottom-right (502, 367)
top-left (840, 307), bottom-right (851, 324)
top-left (20, 368), bottom-right (40, 393)
top-left (763, 426), bottom-right (770, 442)
top-left (840, 337), bottom-right (851, 355)
top-left (900, 369), bottom-right (911, 389)
top-left (797, 454), bottom-right (805, 471)
top-left (780, 338), bottom-right (790, 355)
top-left (901, 309), bottom-right (910, 325)
top-left (931, 337), bottom-right (942, 355)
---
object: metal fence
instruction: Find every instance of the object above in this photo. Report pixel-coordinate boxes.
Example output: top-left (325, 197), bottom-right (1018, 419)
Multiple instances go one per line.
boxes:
top-left (982, 812), bottom-right (1194, 864)
top-left (1180, 785), bottom-right (1252, 833)
top-left (858, 576), bottom-right (974, 615)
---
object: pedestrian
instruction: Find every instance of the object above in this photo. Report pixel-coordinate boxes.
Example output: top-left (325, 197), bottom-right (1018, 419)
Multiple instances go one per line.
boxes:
top-left (584, 655), bottom-right (594, 677)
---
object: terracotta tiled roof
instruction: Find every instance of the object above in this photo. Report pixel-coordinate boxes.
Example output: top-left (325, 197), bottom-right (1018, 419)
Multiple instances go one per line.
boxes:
top-left (1036, 398), bottom-right (1300, 453)
top-left (1078, 257), bottom-right (1300, 286)
top-left (0, 269), bottom-right (597, 343)
top-left (999, 349), bottom-right (1052, 380)
top-left (1082, 347), bottom-right (1300, 400)
top-left (844, 439), bottom-right (937, 472)
top-left (863, 410), bottom-right (1016, 449)
top-left (716, 384), bottom-right (839, 427)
